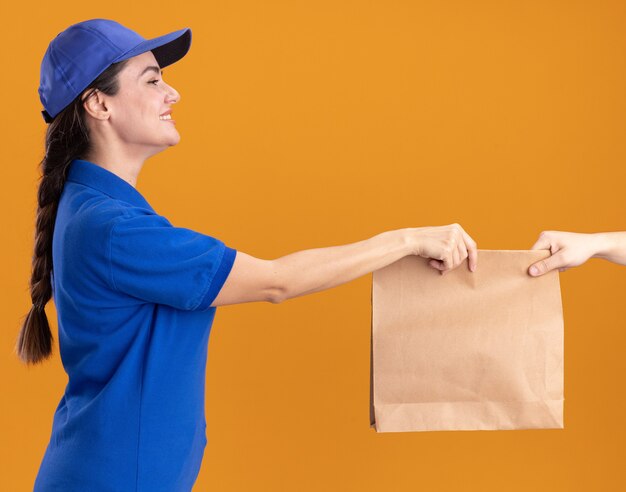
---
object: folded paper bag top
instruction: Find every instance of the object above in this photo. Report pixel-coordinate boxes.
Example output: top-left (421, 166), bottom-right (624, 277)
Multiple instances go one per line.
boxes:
top-left (370, 249), bottom-right (564, 433)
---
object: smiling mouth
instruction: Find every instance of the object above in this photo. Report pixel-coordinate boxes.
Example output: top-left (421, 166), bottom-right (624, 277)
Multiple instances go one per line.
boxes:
top-left (159, 114), bottom-right (173, 120)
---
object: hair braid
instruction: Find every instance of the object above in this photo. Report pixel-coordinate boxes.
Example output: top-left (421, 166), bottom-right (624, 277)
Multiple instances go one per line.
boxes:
top-left (16, 58), bottom-right (129, 365)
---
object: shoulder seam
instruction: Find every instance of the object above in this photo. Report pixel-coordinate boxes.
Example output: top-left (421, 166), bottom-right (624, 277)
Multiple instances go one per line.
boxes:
top-left (107, 209), bottom-right (133, 294)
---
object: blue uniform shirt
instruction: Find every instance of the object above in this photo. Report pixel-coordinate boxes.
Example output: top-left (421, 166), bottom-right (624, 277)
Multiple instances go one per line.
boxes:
top-left (34, 158), bottom-right (237, 492)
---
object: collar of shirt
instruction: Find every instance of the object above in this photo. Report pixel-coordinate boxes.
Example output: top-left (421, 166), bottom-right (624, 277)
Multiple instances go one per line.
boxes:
top-left (67, 159), bottom-right (155, 212)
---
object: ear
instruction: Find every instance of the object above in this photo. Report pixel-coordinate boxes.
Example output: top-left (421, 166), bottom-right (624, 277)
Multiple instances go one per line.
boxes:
top-left (82, 89), bottom-right (110, 121)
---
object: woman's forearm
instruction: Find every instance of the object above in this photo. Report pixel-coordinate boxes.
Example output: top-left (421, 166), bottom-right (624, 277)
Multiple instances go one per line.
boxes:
top-left (210, 224), bottom-right (474, 307)
top-left (271, 229), bottom-right (412, 302)
top-left (593, 232), bottom-right (626, 265)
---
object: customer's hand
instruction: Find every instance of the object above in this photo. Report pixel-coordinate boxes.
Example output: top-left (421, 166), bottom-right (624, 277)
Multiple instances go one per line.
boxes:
top-left (528, 231), bottom-right (599, 276)
top-left (409, 223), bottom-right (478, 274)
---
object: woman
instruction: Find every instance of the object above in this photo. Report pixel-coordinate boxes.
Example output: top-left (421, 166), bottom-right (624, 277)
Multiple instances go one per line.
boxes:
top-left (18, 19), bottom-right (478, 491)
top-left (528, 231), bottom-right (626, 275)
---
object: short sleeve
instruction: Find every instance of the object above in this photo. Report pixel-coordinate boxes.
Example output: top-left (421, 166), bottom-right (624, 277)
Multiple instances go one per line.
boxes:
top-left (108, 213), bottom-right (237, 311)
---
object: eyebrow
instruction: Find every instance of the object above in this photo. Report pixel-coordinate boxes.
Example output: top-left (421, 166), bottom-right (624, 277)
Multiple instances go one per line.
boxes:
top-left (138, 66), bottom-right (164, 78)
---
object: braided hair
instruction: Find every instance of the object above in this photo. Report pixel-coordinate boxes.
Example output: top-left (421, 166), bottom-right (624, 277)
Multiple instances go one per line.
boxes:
top-left (15, 59), bottom-right (130, 365)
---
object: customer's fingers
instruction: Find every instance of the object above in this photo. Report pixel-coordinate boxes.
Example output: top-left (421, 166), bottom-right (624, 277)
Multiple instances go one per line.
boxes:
top-left (528, 250), bottom-right (566, 276)
top-left (531, 232), bottom-right (553, 252)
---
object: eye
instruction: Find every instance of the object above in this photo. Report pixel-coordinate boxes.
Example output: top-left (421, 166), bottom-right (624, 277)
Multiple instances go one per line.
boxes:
top-left (148, 79), bottom-right (160, 85)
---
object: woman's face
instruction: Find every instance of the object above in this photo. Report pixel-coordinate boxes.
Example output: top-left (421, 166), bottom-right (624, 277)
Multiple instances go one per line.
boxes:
top-left (93, 51), bottom-right (182, 154)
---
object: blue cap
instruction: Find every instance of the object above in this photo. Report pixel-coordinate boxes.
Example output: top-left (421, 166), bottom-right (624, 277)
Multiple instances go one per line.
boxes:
top-left (39, 19), bottom-right (192, 123)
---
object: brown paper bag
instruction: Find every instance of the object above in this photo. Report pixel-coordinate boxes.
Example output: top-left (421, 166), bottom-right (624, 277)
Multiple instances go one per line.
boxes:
top-left (370, 249), bottom-right (564, 432)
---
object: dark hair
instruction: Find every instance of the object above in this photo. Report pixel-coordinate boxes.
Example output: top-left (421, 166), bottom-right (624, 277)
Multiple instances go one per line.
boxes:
top-left (15, 58), bottom-right (130, 365)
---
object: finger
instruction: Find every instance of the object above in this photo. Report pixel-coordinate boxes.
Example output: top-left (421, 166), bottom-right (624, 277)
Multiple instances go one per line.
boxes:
top-left (451, 242), bottom-right (461, 270)
top-left (442, 248), bottom-right (453, 271)
top-left (460, 230), bottom-right (478, 271)
top-left (429, 259), bottom-right (445, 271)
top-left (457, 240), bottom-right (468, 268)
top-left (447, 241), bottom-right (466, 273)
top-left (528, 251), bottom-right (566, 276)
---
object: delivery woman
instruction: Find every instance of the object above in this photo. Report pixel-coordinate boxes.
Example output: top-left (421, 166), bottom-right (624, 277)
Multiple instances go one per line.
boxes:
top-left (17, 19), bottom-right (478, 491)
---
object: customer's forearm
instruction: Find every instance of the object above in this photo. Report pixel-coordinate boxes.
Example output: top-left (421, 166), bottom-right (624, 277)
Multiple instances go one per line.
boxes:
top-left (593, 232), bottom-right (626, 265)
top-left (272, 229), bottom-right (412, 302)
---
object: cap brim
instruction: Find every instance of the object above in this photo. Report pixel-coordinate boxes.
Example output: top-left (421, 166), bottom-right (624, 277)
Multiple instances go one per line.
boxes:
top-left (113, 28), bottom-right (191, 69)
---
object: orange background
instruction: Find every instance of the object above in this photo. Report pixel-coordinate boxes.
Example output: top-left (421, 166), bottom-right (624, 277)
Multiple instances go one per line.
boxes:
top-left (2, 1), bottom-right (625, 490)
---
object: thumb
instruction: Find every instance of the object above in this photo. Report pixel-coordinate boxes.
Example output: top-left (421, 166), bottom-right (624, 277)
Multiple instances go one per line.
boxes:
top-left (528, 251), bottom-right (565, 277)
top-left (429, 259), bottom-right (446, 271)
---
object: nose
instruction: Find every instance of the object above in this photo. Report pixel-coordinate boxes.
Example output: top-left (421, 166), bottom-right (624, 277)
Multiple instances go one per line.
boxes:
top-left (166, 83), bottom-right (181, 104)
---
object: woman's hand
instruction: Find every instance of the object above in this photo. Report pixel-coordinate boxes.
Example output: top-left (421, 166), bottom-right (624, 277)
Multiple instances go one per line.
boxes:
top-left (408, 223), bottom-right (478, 274)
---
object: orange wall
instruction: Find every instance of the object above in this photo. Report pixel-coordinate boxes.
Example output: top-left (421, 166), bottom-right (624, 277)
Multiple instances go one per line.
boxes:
top-left (2, 1), bottom-right (625, 490)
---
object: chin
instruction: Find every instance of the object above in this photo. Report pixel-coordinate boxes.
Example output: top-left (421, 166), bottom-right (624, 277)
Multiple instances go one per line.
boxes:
top-left (165, 134), bottom-right (181, 146)
top-left (170, 130), bottom-right (180, 145)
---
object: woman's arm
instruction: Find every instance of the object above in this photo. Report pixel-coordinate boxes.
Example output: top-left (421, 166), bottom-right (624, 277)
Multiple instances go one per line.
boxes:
top-left (528, 231), bottom-right (626, 276)
top-left (211, 223), bottom-right (477, 306)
